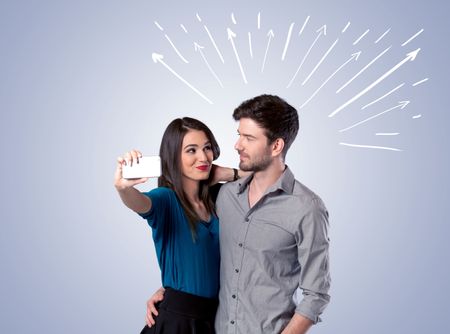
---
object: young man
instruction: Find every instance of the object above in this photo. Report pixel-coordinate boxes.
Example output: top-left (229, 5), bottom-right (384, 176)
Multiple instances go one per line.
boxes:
top-left (148, 95), bottom-right (331, 333)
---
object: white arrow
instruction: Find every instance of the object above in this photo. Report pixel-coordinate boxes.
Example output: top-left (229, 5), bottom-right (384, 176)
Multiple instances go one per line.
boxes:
top-left (287, 25), bottom-right (326, 88)
top-left (329, 49), bottom-right (420, 118)
top-left (152, 53), bottom-right (213, 104)
top-left (302, 37), bottom-right (339, 86)
top-left (281, 23), bottom-right (295, 61)
top-left (194, 42), bottom-right (223, 87)
top-left (298, 15), bottom-right (310, 36)
top-left (339, 142), bottom-right (402, 152)
top-left (227, 28), bottom-right (248, 84)
top-left (248, 32), bottom-right (253, 59)
top-left (336, 46), bottom-right (391, 94)
top-left (300, 52), bottom-right (361, 109)
top-left (204, 25), bottom-right (225, 63)
top-left (261, 29), bottom-right (274, 72)
top-left (338, 101), bottom-right (410, 133)
top-left (164, 35), bottom-right (189, 63)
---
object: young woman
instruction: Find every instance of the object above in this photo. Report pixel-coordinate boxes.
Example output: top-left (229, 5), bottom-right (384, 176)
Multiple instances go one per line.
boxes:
top-left (114, 117), bottom-right (238, 334)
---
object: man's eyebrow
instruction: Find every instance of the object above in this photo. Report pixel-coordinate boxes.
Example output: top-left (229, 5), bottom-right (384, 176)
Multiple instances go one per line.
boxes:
top-left (237, 131), bottom-right (257, 139)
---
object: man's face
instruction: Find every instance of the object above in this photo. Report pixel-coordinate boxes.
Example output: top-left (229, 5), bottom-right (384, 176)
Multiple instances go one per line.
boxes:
top-left (234, 118), bottom-right (273, 172)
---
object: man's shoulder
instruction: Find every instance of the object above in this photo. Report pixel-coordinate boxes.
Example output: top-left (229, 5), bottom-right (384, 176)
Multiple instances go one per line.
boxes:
top-left (217, 180), bottom-right (240, 199)
top-left (291, 179), bottom-right (327, 211)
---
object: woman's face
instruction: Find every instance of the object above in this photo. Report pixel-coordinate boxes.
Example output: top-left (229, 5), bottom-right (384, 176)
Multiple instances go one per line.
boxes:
top-left (180, 130), bottom-right (214, 182)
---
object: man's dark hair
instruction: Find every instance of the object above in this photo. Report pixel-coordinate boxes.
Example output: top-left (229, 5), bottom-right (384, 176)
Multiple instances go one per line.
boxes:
top-left (233, 94), bottom-right (299, 158)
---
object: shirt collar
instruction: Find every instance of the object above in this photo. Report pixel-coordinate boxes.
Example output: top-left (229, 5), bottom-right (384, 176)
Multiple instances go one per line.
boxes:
top-left (237, 165), bottom-right (295, 195)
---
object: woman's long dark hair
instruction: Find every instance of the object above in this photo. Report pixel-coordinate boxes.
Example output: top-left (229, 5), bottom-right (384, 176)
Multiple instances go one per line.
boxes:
top-left (158, 117), bottom-right (220, 237)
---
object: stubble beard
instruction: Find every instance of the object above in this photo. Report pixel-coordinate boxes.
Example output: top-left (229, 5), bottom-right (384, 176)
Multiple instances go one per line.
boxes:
top-left (239, 151), bottom-right (272, 172)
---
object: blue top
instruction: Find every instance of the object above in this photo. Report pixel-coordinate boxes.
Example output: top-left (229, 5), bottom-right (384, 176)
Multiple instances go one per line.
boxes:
top-left (139, 187), bottom-right (220, 298)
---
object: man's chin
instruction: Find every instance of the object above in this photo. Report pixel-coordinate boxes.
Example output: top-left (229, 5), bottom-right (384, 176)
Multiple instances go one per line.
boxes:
top-left (239, 162), bottom-right (253, 172)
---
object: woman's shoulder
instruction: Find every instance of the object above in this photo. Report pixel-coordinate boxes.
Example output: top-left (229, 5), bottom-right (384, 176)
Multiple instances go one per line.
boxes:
top-left (145, 186), bottom-right (177, 202)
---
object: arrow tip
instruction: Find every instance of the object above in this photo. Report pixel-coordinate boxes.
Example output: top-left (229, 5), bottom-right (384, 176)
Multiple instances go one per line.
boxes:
top-left (317, 24), bottom-right (327, 35)
top-left (407, 48), bottom-right (420, 61)
top-left (227, 28), bottom-right (236, 39)
top-left (267, 29), bottom-right (274, 37)
top-left (352, 51), bottom-right (362, 60)
top-left (399, 100), bottom-right (410, 109)
top-left (152, 53), bottom-right (164, 63)
top-left (194, 42), bottom-right (204, 51)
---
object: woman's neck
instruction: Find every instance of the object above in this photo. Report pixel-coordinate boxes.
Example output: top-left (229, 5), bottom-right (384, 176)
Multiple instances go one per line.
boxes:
top-left (182, 178), bottom-right (201, 204)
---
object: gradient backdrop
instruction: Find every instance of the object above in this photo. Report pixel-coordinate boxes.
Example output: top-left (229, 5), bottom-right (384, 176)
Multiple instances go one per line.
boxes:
top-left (1, 0), bottom-right (449, 333)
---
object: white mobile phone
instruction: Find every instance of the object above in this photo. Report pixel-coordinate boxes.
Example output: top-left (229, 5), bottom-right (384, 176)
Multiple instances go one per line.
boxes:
top-left (122, 156), bottom-right (161, 179)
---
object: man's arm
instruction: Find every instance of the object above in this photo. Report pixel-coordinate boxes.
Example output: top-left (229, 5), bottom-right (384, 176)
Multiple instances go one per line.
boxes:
top-left (281, 313), bottom-right (313, 334)
top-left (293, 197), bottom-right (331, 329)
top-left (145, 287), bottom-right (165, 327)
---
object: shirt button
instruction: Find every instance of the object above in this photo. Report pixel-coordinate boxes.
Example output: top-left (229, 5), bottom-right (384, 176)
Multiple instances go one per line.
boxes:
top-left (232, 294), bottom-right (236, 299)
top-left (245, 217), bottom-right (250, 222)
top-left (238, 243), bottom-right (243, 247)
top-left (235, 268), bottom-right (239, 273)
top-left (230, 320), bottom-right (235, 325)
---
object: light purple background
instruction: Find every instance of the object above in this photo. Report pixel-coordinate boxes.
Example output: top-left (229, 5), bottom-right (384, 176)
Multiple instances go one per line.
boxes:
top-left (1, 0), bottom-right (449, 333)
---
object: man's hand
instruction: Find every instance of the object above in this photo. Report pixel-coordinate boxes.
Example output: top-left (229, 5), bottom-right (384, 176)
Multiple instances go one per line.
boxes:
top-left (280, 313), bottom-right (313, 334)
top-left (145, 287), bottom-right (165, 327)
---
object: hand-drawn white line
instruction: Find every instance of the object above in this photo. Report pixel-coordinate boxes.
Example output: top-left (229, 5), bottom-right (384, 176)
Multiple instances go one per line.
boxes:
top-left (248, 32), bottom-right (253, 59)
top-left (337, 46), bottom-right (391, 94)
top-left (361, 83), bottom-right (405, 110)
top-left (196, 13), bottom-right (202, 22)
top-left (152, 53), bottom-right (213, 104)
top-left (180, 24), bottom-right (188, 33)
top-left (339, 142), bottom-right (402, 152)
top-left (154, 21), bottom-right (164, 31)
top-left (300, 52), bottom-right (361, 109)
top-left (281, 23), bottom-right (295, 61)
top-left (375, 132), bottom-right (399, 136)
top-left (412, 78), bottom-right (429, 86)
top-left (302, 38), bottom-right (339, 86)
top-left (287, 25), bottom-right (326, 88)
top-left (257, 12), bottom-right (261, 29)
top-left (353, 29), bottom-right (369, 45)
top-left (227, 28), bottom-right (248, 84)
top-left (298, 15), bottom-right (310, 36)
top-left (412, 114), bottom-right (422, 119)
top-left (231, 13), bottom-right (237, 25)
top-left (165, 35), bottom-right (189, 63)
top-left (329, 49), bottom-right (420, 118)
top-left (262, 29), bottom-right (275, 72)
top-left (375, 28), bottom-right (390, 43)
top-left (339, 101), bottom-right (409, 133)
top-left (204, 25), bottom-right (225, 63)
top-left (401, 29), bottom-right (424, 46)
top-left (342, 22), bottom-right (350, 33)
top-left (194, 42), bottom-right (224, 88)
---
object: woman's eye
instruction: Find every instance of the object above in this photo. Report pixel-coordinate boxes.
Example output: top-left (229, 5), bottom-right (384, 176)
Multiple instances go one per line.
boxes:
top-left (187, 148), bottom-right (196, 153)
top-left (204, 146), bottom-right (212, 151)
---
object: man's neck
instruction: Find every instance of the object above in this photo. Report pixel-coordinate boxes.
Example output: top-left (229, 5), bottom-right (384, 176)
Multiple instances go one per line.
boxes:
top-left (248, 160), bottom-right (285, 207)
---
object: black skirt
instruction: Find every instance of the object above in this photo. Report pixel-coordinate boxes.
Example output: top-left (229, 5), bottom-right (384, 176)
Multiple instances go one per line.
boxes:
top-left (140, 288), bottom-right (218, 334)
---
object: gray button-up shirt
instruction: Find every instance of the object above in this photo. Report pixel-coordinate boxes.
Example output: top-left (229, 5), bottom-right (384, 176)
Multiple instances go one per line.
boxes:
top-left (215, 167), bottom-right (331, 333)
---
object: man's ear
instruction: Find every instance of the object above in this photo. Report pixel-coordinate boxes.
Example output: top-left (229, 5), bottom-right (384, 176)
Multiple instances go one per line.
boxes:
top-left (271, 138), bottom-right (285, 157)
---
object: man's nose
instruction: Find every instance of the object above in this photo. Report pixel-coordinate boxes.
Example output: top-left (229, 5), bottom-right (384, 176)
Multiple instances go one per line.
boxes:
top-left (234, 137), bottom-right (242, 151)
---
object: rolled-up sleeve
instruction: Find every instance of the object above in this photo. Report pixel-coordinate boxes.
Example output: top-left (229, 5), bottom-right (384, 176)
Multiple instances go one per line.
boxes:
top-left (295, 197), bottom-right (331, 324)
